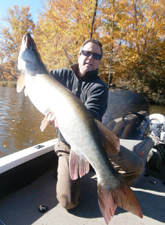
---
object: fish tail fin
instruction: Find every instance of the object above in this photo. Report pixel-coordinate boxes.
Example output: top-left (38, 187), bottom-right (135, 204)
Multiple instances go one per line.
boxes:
top-left (98, 181), bottom-right (143, 224)
top-left (113, 181), bottom-right (143, 218)
top-left (98, 185), bottom-right (117, 224)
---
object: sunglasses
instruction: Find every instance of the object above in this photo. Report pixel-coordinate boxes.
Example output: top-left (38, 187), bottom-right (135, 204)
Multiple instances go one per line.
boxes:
top-left (81, 50), bottom-right (102, 60)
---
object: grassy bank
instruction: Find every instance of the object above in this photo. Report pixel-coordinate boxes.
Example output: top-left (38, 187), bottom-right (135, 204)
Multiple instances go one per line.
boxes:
top-left (0, 81), bottom-right (16, 88)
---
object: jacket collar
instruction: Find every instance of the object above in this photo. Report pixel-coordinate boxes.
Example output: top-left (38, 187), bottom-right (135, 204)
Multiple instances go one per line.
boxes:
top-left (71, 64), bottom-right (99, 81)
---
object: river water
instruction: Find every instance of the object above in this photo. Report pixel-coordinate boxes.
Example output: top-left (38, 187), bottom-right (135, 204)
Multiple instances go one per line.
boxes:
top-left (0, 87), bottom-right (57, 157)
top-left (0, 87), bottom-right (165, 158)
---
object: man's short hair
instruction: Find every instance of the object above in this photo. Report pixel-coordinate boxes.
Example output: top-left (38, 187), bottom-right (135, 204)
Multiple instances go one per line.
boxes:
top-left (79, 39), bottom-right (103, 56)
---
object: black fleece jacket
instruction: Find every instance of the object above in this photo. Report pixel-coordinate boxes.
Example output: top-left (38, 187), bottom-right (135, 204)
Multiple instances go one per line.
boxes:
top-left (50, 64), bottom-right (108, 145)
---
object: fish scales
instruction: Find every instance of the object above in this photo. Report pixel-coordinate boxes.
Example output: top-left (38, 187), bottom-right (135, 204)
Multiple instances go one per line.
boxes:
top-left (26, 71), bottom-right (114, 184)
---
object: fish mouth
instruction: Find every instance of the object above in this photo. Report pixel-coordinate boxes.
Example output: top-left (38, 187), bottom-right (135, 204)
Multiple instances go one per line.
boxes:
top-left (23, 33), bottom-right (36, 50)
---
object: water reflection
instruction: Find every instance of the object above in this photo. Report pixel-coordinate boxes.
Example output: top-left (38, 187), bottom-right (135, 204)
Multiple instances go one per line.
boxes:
top-left (149, 104), bottom-right (165, 115)
top-left (0, 87), bottom-right (57, 157)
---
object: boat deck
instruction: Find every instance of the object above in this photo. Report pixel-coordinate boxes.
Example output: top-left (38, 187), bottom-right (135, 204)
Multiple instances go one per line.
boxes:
top-left (0, 165), bottom-right (164, 225)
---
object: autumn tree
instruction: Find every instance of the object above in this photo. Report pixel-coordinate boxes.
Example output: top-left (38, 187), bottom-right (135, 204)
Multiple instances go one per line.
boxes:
top-left (34, 0), bottom-right (100, 70)
top-left (0, 1), bottom-right (164, 103)
top-left (98, 0), bottom-right (164, 96)
top-left (122, 0), bottom-right (165, 101)
top-left (98, 0), bottom-right (122, 86)
top-left (0, 5), bottom-right (35, 81)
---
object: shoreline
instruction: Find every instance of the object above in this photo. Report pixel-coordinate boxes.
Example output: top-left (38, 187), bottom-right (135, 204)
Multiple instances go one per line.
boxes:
top-left (0, 81), bottom-right (16, 88)
top-left (0, 81), bottom-right (164, 106)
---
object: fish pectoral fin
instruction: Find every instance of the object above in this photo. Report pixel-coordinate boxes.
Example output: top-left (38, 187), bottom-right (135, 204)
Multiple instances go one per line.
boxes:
top-left (40, 116), bottom-right (49, 132)
top-left (98, 181), bottom-right (143, 225)
top-left (69, 150), bottom-right (90, 180)
top-left (16, 74), bottom-right (25, 93)
top-left (94, 119), bottom-right (120, 155)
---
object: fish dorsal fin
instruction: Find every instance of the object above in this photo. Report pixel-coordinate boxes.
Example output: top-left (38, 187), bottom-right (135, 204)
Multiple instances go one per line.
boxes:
top-left (16, 74), bottom-right (25, 93)
top-left (94, 119), bottom-right (120, 155)
top-left (69, 150), bottom-right (90, 180)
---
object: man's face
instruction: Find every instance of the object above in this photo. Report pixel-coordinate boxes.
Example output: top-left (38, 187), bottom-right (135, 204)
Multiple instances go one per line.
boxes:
top-left (78, 42), bottom-right (102, 77)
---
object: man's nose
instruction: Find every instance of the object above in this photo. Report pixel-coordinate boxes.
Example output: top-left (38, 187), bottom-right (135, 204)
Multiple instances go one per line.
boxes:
top-left (88, 54), bottom-right (93, 59)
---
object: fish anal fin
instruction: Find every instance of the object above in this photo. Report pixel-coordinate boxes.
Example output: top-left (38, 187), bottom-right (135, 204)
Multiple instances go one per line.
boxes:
top-left (98, 181), bottom-right (143, 225)
top-left (16, 74), bottom-right (25, 93)
top-left (69, 150), bottom-right (90, 180)
top-left (95, 119), bottom-right (120, 155)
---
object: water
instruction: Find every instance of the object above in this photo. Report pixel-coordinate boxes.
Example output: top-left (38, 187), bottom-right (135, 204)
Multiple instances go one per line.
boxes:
top-left (149, 104), bottom-right (165, 115)
top-left (0, 87), bottom-right (164, 158)
top-left (0, 87), bottom-right (57, 157)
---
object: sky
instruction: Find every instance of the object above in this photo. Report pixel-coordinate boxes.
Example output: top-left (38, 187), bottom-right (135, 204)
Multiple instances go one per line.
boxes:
top-left (0, 0), bottom-right (47, 26)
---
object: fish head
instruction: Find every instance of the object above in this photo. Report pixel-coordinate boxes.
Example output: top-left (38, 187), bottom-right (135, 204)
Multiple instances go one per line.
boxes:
top-left (18, 33), bottom-right (45, 74)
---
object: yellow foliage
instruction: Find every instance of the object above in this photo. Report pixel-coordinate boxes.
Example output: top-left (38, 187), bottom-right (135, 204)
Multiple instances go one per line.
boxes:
top-left (0, 5), bottom-right (35, 80)
top-left (0, 0), bottom-right (164, 91)
top-left (34, 0), bottom-right (98, 70)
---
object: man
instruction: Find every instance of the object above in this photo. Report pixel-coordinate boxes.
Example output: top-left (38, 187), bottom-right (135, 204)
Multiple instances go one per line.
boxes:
top-left (46, 39), bottom-right (144, 210)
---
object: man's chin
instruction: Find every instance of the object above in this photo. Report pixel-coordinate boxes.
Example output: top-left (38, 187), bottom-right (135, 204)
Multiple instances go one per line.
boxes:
top-left (85, 67), bottom-right (93, 73)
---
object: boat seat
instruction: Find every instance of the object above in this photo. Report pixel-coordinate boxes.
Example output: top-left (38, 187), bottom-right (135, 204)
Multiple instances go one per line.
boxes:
top-left (106, 111), bottom-right (150, 140)
top-left (120, 137), bottom-right (154, 163)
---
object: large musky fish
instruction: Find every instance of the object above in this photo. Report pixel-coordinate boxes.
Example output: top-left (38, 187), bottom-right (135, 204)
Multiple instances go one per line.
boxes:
top-left (17, 33), bottom-right (143, 224)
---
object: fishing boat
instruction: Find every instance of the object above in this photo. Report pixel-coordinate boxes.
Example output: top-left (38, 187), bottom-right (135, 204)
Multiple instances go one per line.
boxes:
top-left (0, 89), bottom-right (164, 225)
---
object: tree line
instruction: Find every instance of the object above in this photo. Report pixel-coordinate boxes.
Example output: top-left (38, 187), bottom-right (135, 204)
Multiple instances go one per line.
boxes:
top-left (0, 0), bottom-right (164, 103)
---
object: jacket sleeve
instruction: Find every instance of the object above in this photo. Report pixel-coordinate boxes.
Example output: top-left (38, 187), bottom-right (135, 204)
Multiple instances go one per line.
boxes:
top-left (50, 69), bottom-right (73, 90)
top-left (84, 85), bottom-right (108, 122)
top-left (50, 69), bottom-right (64, 83)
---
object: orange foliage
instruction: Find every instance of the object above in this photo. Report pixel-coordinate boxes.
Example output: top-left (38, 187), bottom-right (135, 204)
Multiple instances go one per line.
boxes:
top-left (0, 0), bottom-right (164, 95)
